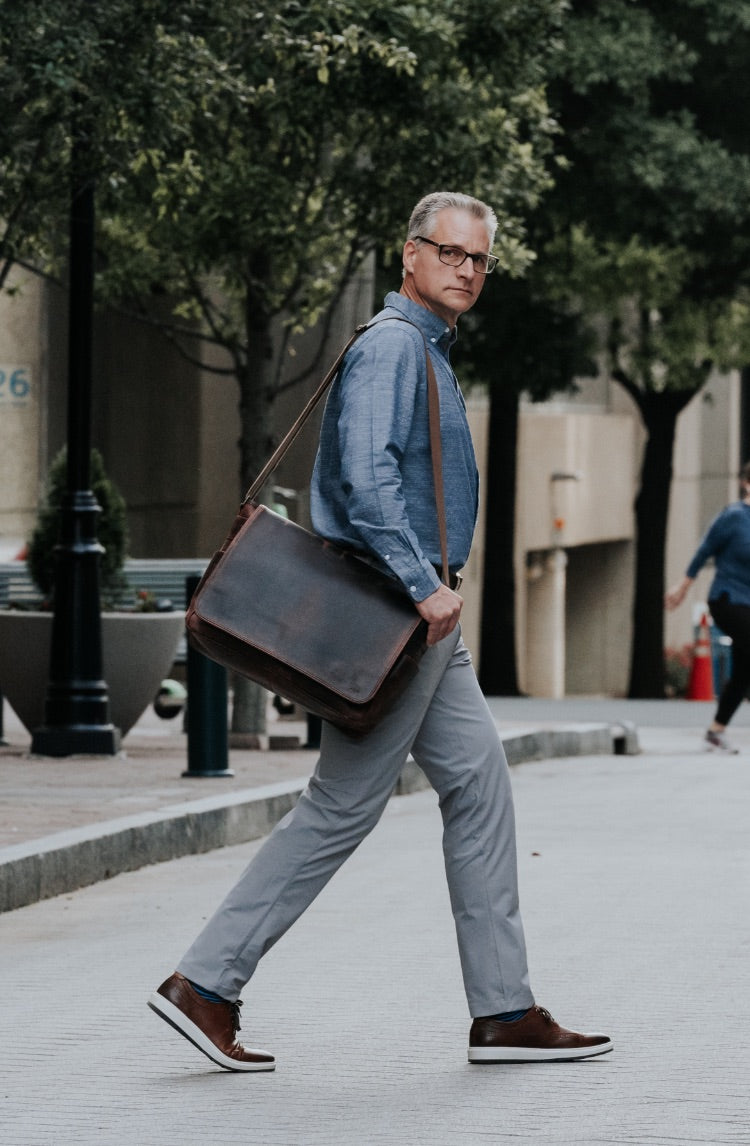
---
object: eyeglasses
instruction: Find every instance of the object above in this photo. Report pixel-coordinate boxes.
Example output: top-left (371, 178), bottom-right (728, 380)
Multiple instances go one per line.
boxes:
top-left (415, 235), bottom-right (498, 275)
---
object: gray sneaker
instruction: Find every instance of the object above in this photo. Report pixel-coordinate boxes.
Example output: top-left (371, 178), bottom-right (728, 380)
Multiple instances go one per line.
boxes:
top-left (705, 730), bottom-right (739, 755)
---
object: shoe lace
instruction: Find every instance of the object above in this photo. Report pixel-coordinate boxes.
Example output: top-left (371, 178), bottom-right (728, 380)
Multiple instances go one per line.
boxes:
top-left (229, 999), bottom-right (243, 1034)
top-left (535, 1006), bottom-right (554, 1024)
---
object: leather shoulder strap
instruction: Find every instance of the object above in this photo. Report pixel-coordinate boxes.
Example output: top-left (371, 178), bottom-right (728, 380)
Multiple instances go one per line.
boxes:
top-left (379, 318), bottom-right (449, 585)
top-left (425, 346), bottom-right (450, 585)
top-left (243, 324), bottom-right (369, 504)
top-left (243, 316), bottom-right (450, 587)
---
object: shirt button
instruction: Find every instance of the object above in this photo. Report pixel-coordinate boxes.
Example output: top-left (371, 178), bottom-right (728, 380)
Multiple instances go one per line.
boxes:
top-left (409, 586), bottom-right (417, 594)
top-left (430, 337), bottom-right (436, 343)
top-left (384, 554), bottom-right (391, 561)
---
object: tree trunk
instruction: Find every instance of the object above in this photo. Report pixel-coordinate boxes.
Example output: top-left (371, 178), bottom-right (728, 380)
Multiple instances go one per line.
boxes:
top-left (229, 281), bottom-right (278, 737)
top-left (238, 277), bottom-right (277, 494)
top-left (478, 387), bottom-right (522, 695)
top-left (627, 389), bottom-right (697, 698)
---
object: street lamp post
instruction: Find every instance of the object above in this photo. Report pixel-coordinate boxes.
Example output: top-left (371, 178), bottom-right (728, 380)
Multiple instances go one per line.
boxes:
top-left (31, 136), bottom-right (120, 757)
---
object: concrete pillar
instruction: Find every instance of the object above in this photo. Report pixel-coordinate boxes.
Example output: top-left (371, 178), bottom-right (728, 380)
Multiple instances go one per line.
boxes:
top-left (0, 272), bottom-right (46, 558)
top-left (525, 547), bottom-right (567, 698)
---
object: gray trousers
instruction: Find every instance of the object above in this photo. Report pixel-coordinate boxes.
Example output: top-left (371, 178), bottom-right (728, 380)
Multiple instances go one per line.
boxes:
top-left (177, 630), bottom-right (534, 1017)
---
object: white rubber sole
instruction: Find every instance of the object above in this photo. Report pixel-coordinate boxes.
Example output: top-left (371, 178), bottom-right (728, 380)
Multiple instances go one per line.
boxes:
top-left (148, 992), bottom-right (275, 1072)
top-left (468, 1037), bottom-right (613, 1064)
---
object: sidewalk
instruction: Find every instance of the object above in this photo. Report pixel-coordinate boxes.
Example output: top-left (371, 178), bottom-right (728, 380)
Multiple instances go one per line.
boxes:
top-left (2, 695), bottom-right (749, 913)
top-left (0, 695), bottom-right (645, 912)
top-left (3, 706), bottom-right (749, 1145)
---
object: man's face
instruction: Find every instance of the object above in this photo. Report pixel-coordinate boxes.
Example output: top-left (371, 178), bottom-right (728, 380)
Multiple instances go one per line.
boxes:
top-left (401, 207), bottom-right (491, 327)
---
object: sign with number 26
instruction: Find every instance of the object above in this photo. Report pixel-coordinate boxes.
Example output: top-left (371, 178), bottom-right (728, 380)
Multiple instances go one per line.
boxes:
top-left (0, 365), bottom-right (32, 404)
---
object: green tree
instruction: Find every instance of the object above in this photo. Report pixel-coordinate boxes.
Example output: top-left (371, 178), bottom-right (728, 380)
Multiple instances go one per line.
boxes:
top-left (28, 447), bottom-right (129, 606)
top-left (0, 0), bottom-right (176, 287)
top-left (554, 0), bottom-right (750, 697)
top-left (0, 0), bottom-right (566, 724)
top-left (0, 0), bottom-right (566, 487)
top-left (473, 0), bottom-right (750, 697)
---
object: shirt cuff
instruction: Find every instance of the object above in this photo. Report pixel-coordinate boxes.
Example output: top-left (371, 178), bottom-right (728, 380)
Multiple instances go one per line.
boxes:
top-left (386, 559), bottom-right (441, 602)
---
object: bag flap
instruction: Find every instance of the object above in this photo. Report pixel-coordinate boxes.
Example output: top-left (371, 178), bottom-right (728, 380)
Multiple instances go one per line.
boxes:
top-left (191, 505), bottom-right (424, 704)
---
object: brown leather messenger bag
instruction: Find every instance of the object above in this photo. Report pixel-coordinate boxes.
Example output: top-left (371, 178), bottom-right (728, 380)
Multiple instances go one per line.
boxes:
top-left (185, 318), bottom-right (450, 736)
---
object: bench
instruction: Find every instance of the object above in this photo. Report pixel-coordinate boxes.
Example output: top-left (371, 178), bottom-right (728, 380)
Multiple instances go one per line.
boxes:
top-left (0, 558), bottom-right (208, 610)
top-left (113, 558), bottom-right (209, 610)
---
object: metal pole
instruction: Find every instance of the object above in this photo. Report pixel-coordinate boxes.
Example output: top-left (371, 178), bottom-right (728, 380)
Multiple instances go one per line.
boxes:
top-left (305, 713), bottom-right (322, 749)
top-left (31, 127), bottom-right (119, 757)
top-left (183, 576), bottom-right (233, 777)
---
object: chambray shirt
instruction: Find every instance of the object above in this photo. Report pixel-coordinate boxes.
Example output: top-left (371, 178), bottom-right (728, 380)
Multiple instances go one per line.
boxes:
top-left (686, 501), bottom-right (750, 608)
top-left (310, 292), bottom-right (479, 602)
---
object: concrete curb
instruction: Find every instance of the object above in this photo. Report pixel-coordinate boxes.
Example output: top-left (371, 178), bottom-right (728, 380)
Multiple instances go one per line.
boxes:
top-left (0, 722), bottom-right (637, 913)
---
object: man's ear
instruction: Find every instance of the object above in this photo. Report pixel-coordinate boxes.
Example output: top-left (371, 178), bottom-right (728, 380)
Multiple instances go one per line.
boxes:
top-left (402, 239), bottom-right (418, 276)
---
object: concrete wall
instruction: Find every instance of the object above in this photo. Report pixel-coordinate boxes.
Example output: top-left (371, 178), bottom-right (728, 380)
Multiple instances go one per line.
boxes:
top-left (516, 411), bottom-right (636, 551)
top-left (0, 275), bottom-right (214, 560)
top-left (0, 270), bottom-right (47, 558)
top-left (513, 408), bottom-right (636, 695)
top-left (565, 540), bottom-right (633, 695)
top-left (91, 306), bottom-right (206, 556)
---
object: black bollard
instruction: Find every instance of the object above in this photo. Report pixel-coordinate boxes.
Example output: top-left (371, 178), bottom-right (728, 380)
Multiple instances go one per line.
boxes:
top-left (183, 575), bottom-right (233, 778)
top-left (305, 712), bottom-right (322, 749)
top-left (0, 688), bottom-right (6, 746)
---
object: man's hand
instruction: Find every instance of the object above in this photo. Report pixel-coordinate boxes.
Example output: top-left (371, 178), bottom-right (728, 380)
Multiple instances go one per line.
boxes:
top-left (416, 584), bottom-right (463, 646)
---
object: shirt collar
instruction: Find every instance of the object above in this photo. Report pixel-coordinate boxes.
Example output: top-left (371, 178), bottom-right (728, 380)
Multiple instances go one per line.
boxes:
top-left (382, 292), bottom-right (457, 355)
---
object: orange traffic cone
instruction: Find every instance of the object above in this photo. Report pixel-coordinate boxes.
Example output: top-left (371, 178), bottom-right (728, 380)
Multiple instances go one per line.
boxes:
top-left (686, 613), bottom-right (714, 700)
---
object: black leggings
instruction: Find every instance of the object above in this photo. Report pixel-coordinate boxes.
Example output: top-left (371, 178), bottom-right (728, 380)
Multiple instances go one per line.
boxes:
top-left (708, 594), bottom-right (750, 727)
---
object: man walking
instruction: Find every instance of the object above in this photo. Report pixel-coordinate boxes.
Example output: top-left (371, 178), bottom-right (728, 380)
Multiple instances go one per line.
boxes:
top-left (149, 191), bottom-right (612, 1070)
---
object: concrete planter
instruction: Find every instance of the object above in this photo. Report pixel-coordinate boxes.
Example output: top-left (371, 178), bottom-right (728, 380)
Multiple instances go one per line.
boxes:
top-left (0, 610), bottom-right (185, 738)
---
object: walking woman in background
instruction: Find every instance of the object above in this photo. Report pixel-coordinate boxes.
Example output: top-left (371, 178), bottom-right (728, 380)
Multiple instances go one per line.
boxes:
top-left (665, 461), bottom-right (750, 754)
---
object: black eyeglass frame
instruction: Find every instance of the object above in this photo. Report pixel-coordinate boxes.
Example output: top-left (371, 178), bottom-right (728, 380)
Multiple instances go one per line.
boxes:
top-left (415, 235), bottom-right (498, 275)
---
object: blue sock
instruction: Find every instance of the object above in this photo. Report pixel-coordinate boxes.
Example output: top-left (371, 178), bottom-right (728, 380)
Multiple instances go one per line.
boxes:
top-left (489, 1008), bottom-right (530, 1022)
top-left (188, 979), bottom-right (228, 1004)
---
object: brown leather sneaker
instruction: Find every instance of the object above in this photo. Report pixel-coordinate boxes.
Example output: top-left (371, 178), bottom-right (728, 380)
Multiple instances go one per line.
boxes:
top-left (148, 972), bottom-right (275, 1072)
top-left (468, 1005), bottom-right (613, 1063)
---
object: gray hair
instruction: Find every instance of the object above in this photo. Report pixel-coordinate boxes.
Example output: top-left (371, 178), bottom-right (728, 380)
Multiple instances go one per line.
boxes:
top-left (407, 191), bottom-right (497, 247)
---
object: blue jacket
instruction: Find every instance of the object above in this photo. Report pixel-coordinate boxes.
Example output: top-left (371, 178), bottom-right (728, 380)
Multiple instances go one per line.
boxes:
top-left (686, 501), bottom-right (750, 607)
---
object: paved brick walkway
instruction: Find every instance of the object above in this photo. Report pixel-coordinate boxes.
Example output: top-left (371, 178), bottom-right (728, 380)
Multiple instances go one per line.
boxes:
top-left (3, 710), bottom-right (749, 1144)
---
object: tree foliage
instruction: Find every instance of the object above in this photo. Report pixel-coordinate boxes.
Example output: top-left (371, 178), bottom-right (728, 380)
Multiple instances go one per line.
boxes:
top-left (549, 1), bottom-right (750, 697)
top-left (0, 0), bottom-right (566, 725)
top-left (0, 0), bottom-right (566, 488)
top-left (27, 448), bottom-right (129, 605)
top-left (0, 0), bottom-right (176, 287)
top-left (472, 0), bottom-right (750, 696)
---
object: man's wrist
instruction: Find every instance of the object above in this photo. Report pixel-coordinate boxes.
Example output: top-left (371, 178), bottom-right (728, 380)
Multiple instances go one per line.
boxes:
top-left (400, 563), bottom-right (442, 602)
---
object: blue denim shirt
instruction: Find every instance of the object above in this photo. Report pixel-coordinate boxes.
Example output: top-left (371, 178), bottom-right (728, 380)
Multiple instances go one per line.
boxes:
top-left (686, 501), bottom-right (750, 607)
top-left (310, 292), bottom-right (479, 602)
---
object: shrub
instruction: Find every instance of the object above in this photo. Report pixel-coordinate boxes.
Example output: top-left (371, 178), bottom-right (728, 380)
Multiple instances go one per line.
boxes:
top-left (664, 644), bottom-right (693, 698)
top-left (27, 447), bottom-right (129, 607)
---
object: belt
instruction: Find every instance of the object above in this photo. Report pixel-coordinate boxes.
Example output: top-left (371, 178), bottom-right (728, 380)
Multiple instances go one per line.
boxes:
top-left (433, 565), bottom-right (463, 592)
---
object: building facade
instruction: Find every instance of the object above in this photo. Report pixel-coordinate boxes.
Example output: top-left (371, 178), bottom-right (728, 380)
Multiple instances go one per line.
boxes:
top-left (0, 268), bottom-right (744, 696)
